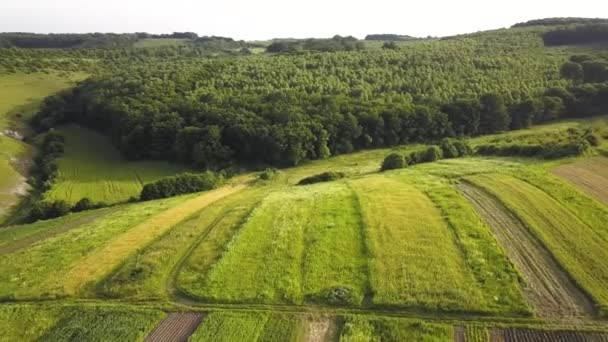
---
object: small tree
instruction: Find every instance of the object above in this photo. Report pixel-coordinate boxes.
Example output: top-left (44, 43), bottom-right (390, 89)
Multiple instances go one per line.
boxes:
top-left (420, 146), bottom-right (443, 163)
top-left (381, 153), bottom-right (406, 171)
top-left (73, 198), bottom-right (93, 212)
top-left (439, 138), bottom-right (459, 158)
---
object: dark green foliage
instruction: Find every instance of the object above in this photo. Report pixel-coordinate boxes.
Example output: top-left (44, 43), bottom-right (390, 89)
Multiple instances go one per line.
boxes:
top-left (439, 138), bottom-right (459, 158)
top-left (365, 34), bottom-right (419, 41)
top-left (581, 60), bottom-right (608, 83)
top-left (543, 24), bottom-right (608, 46)
top-left (479, 93), bottom-right (509, 134)
top-left (0, 32), bottom-right (138, 48)
top-left (30, 200), bottom-right (71, 221)
top-left (510, 99), bottom-right (541, 129)
top-left (513, 18), bottom-right (608, 28)
top-left (297, 171), bottom-right (345, 185)
top-left (561, 62), bottom-right (584, 81)
top-left (140, 172), bottom-right (221, 201)
top-left (382, 42), bottom-right (399, 50)
top-left (410, 146), bottom-right (443, 164)
top-left (381, 153), bottom-right (407, 171)
top-left (266, 35), bottom-right (365, 53)
top-left (72, 198), bottom-right (94, 212)
top-left (258, 168), bottom-right (279, 181)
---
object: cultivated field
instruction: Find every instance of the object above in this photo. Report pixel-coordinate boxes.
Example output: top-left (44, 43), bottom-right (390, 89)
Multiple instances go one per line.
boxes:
top-left (45, 125), bottom-right (191, 205)
top-left (552, 157), bottom-right (608, 205)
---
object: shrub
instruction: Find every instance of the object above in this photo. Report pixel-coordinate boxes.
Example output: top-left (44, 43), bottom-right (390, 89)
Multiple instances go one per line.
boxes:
top-left (420, 146), bottom-right (443, 163)
top-left (140, 172), bottom-right (222, 201)
top-left (381, 153), bottom-right (406, 171)
top-left (439, 138), bottom-right (459, 158)
top-left (258, 168), bottom-right (279, 180)
top-left (30, 200), bottom-right (72, 221)
top-left (72, 197), bottom-right (94, 212)
top-left (453, 140), bottom-right (473, 156)
top-left (297, 171), bottom-right (345, 185)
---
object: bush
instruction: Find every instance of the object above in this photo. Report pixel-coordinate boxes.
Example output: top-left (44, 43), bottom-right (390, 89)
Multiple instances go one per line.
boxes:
top-left (258, 168), bottom-right (279, 181)
top-left (453, 140), bottom-right (473, 156)
top-left (420, 146), bottom-right (443, 163)
top-left (439, 138), bottom-right (459, 158)
top-left (140, 172), bottom-right (222, 201)
top-left (30, 200), bottom-right (72, 221)
top-left (72, 197), bottom-right (94, 212)
top-left (381, 153), bottom-right (406, 171)
top-left (297, 171), bottom-right (345, 185)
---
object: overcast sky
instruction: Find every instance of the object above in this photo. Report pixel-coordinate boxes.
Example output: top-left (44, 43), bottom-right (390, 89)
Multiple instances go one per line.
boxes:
top-left (1, 0), bottom-right (607, 40)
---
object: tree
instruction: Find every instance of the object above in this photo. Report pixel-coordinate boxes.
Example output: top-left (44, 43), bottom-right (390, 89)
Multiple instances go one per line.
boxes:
top-left (479, 93), bottom-right (510, 134)
top-left (560, 62), bottom-right (583, 82)
top-left (510, 98), bottom-right (541, 129)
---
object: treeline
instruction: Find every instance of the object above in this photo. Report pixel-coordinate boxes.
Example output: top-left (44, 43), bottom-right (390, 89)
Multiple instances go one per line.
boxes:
top-left (0, 33), bottom-right (138, 49)
top-left (29, 30), bottom-right (575, 167)
top-left (543, 24), bottom-right (608, 46)
top-left (140, 172), bottom-right (221, 200)
top-left (513, 18), bottom-right (608, 28)
top-left (365, 34), bottom-right (419, 41)
top-left (267, 35), bottom-right (365, 53)
top-left (135, 32), bottom-right (199, 39)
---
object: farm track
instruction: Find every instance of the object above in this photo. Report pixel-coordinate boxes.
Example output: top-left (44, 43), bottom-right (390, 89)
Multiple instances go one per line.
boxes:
top-left (489, 328), bottom-right (608, 342)
top-left (0, 208), bottom-right (116, 256)
top-left (552, 157), bottom-right (608, 205)
top-left (454, 325), bottom-right (465, 342)
top-left (457, 182), bottom-right (595, 320)
top-left (145, 312), bottom-right (204, 342)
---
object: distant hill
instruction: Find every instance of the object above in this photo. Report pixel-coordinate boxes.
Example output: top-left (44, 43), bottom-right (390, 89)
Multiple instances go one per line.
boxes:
top-left (365, 34), bottom-right (419, 41)
top-left (513, 17), bottom-right (608, 28)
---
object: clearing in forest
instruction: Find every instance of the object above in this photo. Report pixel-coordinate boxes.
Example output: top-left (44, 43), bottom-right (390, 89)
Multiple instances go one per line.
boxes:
top-left (458, 182), bottom-right (594, 318)
top-left (465, 174), bottom-right (608, 316)
top-left (60, 184), bottom-right (245, 296)
top-left (145, 312), bottom-right (204, 342)
top-left (349, 175), bottom-right (484, 311)
top-left (551, 157), bottom-right (608, 205)
top-left (45, 124), bottom-right (190, 205)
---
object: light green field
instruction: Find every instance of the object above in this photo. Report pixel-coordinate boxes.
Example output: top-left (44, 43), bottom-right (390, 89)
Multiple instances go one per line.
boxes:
top-left (189, 312), bottom-right (270, 342)
top-left (0, 305), bottom-right (64, 341)
top-left (44, 124), bottom-right (191, 205)
top-left (0, 72), bottom-right (85, 224)
top-left (184, 182), bottom-right (368, 305)
top-left (466, 173), bottom-right (608, 315)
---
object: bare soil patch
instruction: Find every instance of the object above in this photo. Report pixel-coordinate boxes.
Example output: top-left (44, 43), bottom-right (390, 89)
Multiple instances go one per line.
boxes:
top-left (458, 182), bottom-right (595, 319)
top-left (491, 328), bottom-right (608, 342)
top-left (304, 316), bottom-right (338, 342)
top-left (145, 312), bottom-right (204, 342)
top-left (454, 326), bottom-right (465, 342)
top-left (552, 157), bottom-right (608, 205)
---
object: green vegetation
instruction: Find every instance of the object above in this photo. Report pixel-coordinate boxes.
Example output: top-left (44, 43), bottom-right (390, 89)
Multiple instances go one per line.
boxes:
top-left (40, 307), bottom-right (163, 341)
top-left (44, 125), bottom-right (189, 205)
top-left (297, 171), bottom-right (345, 185)
top-left (0, 305), bottom-right (64, 341)
top-left (465, 325), bottom-right (490, 342)
top-left (466, 174), bottom-right (608, 316)
top-left (339, 316), bottom-right (453, 342)
top-left (140, 171), bottom-right (222, 200)
top-left (189, 312), bottom-right (269, 342)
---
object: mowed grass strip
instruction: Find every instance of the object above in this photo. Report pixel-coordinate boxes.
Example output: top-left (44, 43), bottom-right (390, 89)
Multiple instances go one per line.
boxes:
top-left (0, 196), bottom-right (190, 299)
top-left (350, 175), bottom-right (485, 311)
top-left (466, 174), bottom-right (608, 315)
top-left (190, 182), bottom-right (366, 304)
top-left (100, 186), bottom-right (262, 299)
top-left (61, 184), bottom-right (245, 296)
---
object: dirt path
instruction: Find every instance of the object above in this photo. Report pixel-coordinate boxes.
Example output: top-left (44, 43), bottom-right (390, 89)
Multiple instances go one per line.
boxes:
top-left (453, 326), bottom-right (465, 342)
top-left (490, 328), bottom-right (608, 342)
top-left (145, 312), bottom-right (204, 342)
top-left (457, 182), bottom-right (595, 320)
top-left (303, 316), bottom-right (338, 342)
top-left (552, 157), bottom-right (608, 205)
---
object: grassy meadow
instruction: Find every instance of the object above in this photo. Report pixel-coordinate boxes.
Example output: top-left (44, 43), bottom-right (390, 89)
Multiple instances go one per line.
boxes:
top-left (0, 72), bottom-right (86, 224)
top-left (45, 125), bottom-right (191, 205)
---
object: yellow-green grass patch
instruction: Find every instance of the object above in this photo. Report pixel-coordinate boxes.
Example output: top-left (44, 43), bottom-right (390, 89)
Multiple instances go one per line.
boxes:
top-left (60, 184), bottom-right (245, 296)
top-left (0, 195), bottom-right (191, 299)
top-left (349, 175), bottom-right (485, 311)
top-left (99, 186), bottom-right (261, 300)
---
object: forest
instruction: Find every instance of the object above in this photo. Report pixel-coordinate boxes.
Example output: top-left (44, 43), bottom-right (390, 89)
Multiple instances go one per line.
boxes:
top-left (26, 28), bottom-right (608, 168)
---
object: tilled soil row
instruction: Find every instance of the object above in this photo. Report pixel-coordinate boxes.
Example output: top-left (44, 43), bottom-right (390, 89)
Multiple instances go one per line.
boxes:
top-left (145, 312), bottom-right (204, 342)
top-left (457, 182), bottom-right (595, 319)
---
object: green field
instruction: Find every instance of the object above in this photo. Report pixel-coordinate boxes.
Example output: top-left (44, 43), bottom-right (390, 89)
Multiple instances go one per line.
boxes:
top-left (0, 72), bottom-right (85, 223)
top-left (44, 125), bottom-right (190, 205)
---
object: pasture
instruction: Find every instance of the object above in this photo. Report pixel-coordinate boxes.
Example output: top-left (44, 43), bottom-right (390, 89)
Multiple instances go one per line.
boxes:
top-left (44, 125), bottom-right (191, 205)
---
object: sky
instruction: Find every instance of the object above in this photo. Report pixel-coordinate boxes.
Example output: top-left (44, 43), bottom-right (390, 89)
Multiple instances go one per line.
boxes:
top-left (1, 0), bottom-right (607, 40)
